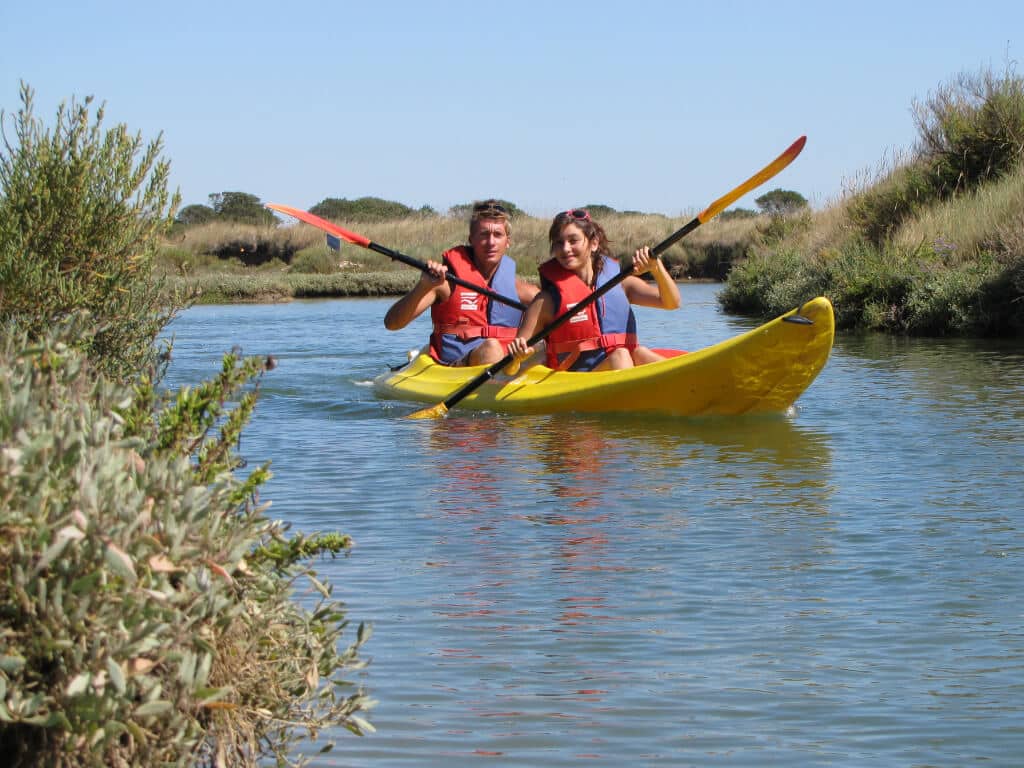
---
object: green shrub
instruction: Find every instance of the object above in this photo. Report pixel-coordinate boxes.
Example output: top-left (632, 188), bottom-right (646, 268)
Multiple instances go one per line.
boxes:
top-left (846, 159), bottom-right (938, 247)
top-left (849, 65), bottom-right (1024, 248)
top-left (311, 196), bottom-right (422, 222)
top-left (0, 322), bottom-right (372, 767)
top-left (0, 83), bottom-right (184, 381)
top-left (208, 192), bottom-right (276, 227)
top-left (914, 66), bottom-right (1024, 194)
top-left (289, 271), bottom-right (416, 298)
top-left (754, 188), bottom-right (808, 217)
top-left (289, 246), bottom-right (340, 275)
top-left (447, 199), bottom-right (525, 218)
top-left (175, 204), bottom-right (216, 228)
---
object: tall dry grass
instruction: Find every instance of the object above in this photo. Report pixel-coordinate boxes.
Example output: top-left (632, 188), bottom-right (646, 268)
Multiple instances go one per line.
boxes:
top-left (166, 210), bottom-right (761, 282)
top-left (893, 163), bottom-right (1024, 259)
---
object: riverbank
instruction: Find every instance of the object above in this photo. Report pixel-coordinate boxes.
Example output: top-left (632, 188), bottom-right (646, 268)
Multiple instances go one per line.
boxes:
top-left (163, 269), bottom-right (419, 304)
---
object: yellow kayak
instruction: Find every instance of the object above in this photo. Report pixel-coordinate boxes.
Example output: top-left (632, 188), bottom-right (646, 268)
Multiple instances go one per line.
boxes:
top-left (374, 297), bottom-right (835, 417)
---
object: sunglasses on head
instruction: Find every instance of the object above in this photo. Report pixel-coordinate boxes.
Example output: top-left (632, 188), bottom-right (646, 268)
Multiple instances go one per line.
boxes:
top-left (561, 208), bottom-right (591, 221)
top-left (472, 202), bottom-right (508, 215)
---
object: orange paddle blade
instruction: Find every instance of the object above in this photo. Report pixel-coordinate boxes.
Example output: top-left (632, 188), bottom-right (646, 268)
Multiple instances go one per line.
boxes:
top-left (266, 203), bottom-right (371, 247)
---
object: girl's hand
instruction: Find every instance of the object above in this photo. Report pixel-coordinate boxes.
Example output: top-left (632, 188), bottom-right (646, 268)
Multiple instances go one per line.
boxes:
top-left (632, 246), bottom-right (654, 275)
top-left (504, 337), bottom-right (533, 376)
top-left (508, 336), bottom-right (533, 362)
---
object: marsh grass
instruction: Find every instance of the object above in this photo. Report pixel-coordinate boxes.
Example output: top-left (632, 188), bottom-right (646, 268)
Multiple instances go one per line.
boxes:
top-left (162, 210), bottom-right (761, 301)
top-left (893, 164), bottom-right (1024, 258)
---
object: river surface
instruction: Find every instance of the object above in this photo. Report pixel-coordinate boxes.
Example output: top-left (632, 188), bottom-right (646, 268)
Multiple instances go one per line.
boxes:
top-left (164, 283), bottom-right (1024, 767)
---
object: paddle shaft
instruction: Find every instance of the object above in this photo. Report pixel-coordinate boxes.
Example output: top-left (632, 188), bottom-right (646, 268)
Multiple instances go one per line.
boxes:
top-left (266, 203), bottom-right (527, 311)
top-left (414, 135), bottom-right (807, 417)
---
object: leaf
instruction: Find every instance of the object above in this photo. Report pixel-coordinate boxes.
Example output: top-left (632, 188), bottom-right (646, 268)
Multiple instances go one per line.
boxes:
top-left (204, 558), bottom-right (232, 584)
top-left (128, 657), bottom-right (156, 675)
top-left (134, 700), bottom-right (172, 717)
top-left (198, 700), bottom-right (237, 711)
top-left (147, 554), bottom-right (180, 573)
top-left (33, 536), bottom-right (72, 575)
top-left (66, 672), bottom-right (91, 697)
top-left (0, 655), bottom-right (26, 675)
top-left (103, 541), bottom-right (137, 582)
top-left (107, 658), bottom-right (126, 694)
top-left (194, 686), bottom-right (231, 703)
top-left (89, 727), bottom-right (106, 748)
top-left (307, 573), bottom-right (331, 598)
top-left (178, 651), bottom-right (196, 686)
top-left (350, 715), bottom-right (376, 734)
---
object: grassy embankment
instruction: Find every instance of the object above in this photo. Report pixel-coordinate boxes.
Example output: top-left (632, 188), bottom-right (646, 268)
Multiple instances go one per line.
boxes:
top-left (721, 67), bottom-right (1024, 336)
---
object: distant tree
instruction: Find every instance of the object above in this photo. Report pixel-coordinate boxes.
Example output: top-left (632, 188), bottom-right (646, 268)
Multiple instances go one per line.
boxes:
top-left (448, 198), bottom-right (524, 218)
top-left (580, 204), bottom-right (618, 217)
top-left (176, 203), bottom-right (217, 227)
top-left (209, 191), bottom-right (276, 226)
top-left (754, 188), bottom-right (808, 217)
top-left (719, 207), bottom-right (760, 221)
top-left (310, 196), bottom-right (417, 221)
top-left (417, 204), bottom-right (438, 217)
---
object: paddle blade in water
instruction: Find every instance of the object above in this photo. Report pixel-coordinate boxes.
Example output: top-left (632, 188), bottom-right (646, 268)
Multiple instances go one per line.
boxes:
top-left (405, 402), bottom-right (450, 420)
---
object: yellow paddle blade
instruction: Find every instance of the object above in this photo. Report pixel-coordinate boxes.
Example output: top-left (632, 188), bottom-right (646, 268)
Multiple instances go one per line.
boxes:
top-left (406, 402), bottom-right (450, 420)
top-left (698, 135), bottom-right (806, 224)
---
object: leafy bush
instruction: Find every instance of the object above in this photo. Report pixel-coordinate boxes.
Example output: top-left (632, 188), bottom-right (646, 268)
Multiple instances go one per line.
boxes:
top-left (579, 204), bottom-right (619, 217)
top-left (846, 158), bottom-right (938, 246)
top-left (289, 246), bottom-right (340, 275)
top-left (849, 65), bottom-right (1024, 247)
top-left (447, 199), bottom-right (524, 219)
top-left (0, 322), bottom-right (373, 767)
top-left (719, 207), bottom-right (759, 221)
top-left (0, 83), bottom-right (184, 381)
top-left (208, 192), bottom-right (276, 227)
top-left (175, 204), bottom-right (217, 227)
top-left (311, 196), bottom-right (424, 222)
top-left (914, 65), bottom-right (1024, 193)
top-left (754, 188), bottom-right (808, 216)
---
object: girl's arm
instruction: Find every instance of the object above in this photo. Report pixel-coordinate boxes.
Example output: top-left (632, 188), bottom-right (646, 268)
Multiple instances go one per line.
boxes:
top-left (622, 246), bottom-right (681, 310)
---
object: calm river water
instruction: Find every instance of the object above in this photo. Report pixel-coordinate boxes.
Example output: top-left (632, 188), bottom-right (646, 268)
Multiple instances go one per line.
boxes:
top-left (164, 283), bottom-right (1024, 767)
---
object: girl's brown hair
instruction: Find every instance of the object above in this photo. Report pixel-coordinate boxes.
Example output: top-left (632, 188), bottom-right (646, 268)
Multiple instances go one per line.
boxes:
top-left (548, 209), bottom-right (612, 280)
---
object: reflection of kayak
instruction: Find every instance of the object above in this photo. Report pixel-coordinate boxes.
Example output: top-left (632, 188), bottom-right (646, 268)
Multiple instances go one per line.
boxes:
top-left (374, 297), bottom-right (835, 417)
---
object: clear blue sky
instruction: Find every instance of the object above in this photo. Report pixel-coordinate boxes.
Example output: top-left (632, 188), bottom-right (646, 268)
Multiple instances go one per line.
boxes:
top-left (2, 1), bottom-right (1020, 217)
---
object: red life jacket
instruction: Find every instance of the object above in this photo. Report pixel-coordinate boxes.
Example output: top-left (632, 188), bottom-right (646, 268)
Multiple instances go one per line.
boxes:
top-left (429, 246), bottom-right (520, 362)
top-left (539, 258), bottom-right (637, 370)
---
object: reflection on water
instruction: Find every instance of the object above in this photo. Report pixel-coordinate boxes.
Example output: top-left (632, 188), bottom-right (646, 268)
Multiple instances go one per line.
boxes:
top-left (165, 291), bottom-right (1024, 767)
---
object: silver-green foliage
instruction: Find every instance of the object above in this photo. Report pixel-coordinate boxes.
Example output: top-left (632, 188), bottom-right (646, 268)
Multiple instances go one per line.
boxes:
top-left (0, 322), bottom-right (373, 767)
top-left (0, 82), bottom-right (184, 380)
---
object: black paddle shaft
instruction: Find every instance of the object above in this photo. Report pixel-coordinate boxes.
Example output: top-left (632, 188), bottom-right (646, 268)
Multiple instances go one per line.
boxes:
top-left (366, 241), bottom-right (527, 312)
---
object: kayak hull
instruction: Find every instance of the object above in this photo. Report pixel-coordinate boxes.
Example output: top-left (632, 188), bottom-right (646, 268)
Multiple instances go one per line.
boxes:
top-left (373, 297), bottom-right (835, 417)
